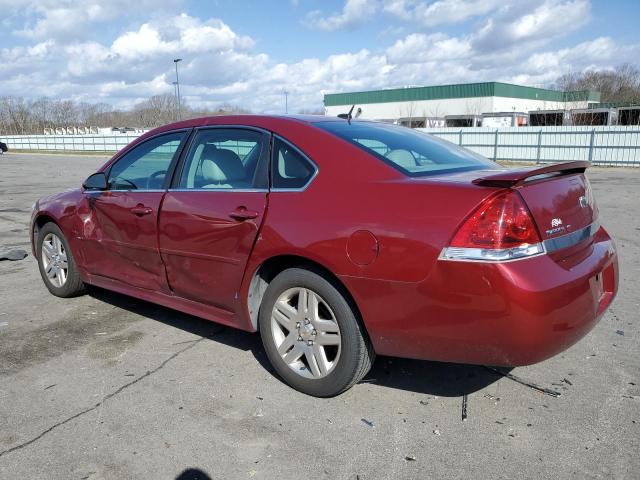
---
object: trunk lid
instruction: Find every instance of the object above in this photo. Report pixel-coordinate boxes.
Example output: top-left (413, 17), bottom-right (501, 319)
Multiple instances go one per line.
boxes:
top-left (517, 173), bottom-right (596, 241)
top-left (473, 161), bottom-right (597, 241)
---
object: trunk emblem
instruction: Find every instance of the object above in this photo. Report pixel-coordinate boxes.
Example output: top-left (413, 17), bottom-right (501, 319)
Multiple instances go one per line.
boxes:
top-left (579, 195), bottom-right (588, 208)
top-left (546, 218), bottom-right (566, 236)
top-left (551, 218), bottom-right (563, 228)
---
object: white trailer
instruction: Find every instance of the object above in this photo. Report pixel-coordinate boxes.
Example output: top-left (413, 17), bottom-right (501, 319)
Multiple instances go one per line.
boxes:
top-left (481, 112), bottom-right (529, 127)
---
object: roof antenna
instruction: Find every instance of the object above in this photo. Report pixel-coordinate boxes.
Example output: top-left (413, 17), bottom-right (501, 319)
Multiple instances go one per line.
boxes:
top-left (337, 105), bottom-right (355, 124)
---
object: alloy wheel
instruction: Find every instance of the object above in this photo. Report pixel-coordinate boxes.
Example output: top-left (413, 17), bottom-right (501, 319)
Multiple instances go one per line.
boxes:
top-left (270, 287), bottom-right (341, 379)
top-left (41, 233), bottom-right (68, 288)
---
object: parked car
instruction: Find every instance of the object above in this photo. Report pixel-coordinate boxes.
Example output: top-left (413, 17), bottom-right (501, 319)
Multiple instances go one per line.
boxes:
top-left (30, 115), bottom-right (618, 397)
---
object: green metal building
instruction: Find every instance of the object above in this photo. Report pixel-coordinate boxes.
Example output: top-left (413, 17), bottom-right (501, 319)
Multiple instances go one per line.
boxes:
top-left (324, 82), bottom-right (600, 126)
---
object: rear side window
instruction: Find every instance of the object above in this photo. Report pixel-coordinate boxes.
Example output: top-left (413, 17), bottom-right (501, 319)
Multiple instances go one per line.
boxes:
top-left (272, 138), bottom-right (315, 189)
top-left (316, 121), bottom-right (496, 177)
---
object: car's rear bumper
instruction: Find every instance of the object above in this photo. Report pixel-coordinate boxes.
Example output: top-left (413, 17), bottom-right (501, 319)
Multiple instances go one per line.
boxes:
top-left (342, 226), bottom-right (618, 366)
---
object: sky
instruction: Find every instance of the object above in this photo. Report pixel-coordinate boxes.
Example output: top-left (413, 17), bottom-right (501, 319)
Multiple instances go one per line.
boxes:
top-left (1, 0), bottom-right (639, 113)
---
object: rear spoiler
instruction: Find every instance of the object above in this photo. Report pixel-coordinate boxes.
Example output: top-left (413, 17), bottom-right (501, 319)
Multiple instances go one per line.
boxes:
top-left (473, 161), bottom-right (590, 188)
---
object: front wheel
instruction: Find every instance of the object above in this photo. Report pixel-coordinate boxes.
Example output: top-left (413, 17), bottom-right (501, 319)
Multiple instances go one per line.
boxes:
top-left (37, 222), bottom-right (86, 298)
top-left (259, 268), bottom-right (374, 397)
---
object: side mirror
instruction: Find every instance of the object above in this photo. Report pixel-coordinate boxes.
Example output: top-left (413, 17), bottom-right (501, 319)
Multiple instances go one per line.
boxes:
top-left (83, 172), bottom-right (108, 191)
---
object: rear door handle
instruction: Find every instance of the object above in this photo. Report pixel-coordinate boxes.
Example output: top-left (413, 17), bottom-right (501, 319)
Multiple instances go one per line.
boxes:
top-left (229, 207), bottom-right (259, 221)
top-left (130, 205), bottom-right (153, 216)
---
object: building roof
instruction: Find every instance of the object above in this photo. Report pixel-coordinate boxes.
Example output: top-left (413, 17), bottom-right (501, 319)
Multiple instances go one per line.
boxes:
top-left (324, 82), bottom-right (600, 107)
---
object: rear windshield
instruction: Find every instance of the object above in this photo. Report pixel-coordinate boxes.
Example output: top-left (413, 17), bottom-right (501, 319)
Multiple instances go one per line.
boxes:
top-left (316, 121), bottom-right (497, 177)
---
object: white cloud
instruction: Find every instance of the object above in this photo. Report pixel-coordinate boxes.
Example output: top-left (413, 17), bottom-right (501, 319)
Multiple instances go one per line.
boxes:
top-left (111, 25), bottom-right (172, 59)
top-left (109, 15), bottom-right (253, 60)
top-left (384, 0), bottom-right (505, 26)
top-left (472, 0), bottom-right (591, 53)
top-left (387, 33), bottom-right (472, 63)
top-left (0, 0), bottom-right (638, 113)
top-left (305, 0), bottom-right (377, 31)
top-left (382, 0), bottom-right (410, 19)
top-left (16, 6), bottom-right (99, 39)
top-left (510, 37), bottom-right (640, 86)
top-left (0, 12), bottom-right (263, 104)
top-left (8, 0), bottom-right (183, 40)
top-left (524, 38), bottom-right (617, 73)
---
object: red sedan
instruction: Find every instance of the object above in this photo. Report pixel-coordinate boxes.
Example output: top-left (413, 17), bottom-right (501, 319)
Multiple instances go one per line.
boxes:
top-left (31, 115), bottom-right (618, 397)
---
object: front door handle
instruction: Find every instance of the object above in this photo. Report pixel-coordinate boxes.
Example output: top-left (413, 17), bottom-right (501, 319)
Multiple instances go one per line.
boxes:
top-left (229, 207), bottom-right (259, 221)
top-left (130, 205), bottom-right (153, 216)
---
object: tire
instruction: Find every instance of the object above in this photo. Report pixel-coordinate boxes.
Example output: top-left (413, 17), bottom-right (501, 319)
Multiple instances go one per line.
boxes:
top-left (36, 222), bottom-right (86, 298)
top-left (259, 267), bottom-right (374, 397)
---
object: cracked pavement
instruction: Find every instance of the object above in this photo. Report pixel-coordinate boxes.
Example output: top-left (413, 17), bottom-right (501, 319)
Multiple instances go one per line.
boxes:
top-left (0, 153), bottom-right (638, 479)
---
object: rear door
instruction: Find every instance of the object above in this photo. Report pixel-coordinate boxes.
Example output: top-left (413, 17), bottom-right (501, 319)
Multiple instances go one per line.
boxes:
top-left (83, 131), bottom-right (188, 291)
top-left (158, 127), bottom-right (269, 312)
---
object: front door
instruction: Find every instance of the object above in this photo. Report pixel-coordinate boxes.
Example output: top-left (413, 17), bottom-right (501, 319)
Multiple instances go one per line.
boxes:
top-left (83, 131), bottom-right (188, 291)
top-left (158, 127), bottom-right (269, 312)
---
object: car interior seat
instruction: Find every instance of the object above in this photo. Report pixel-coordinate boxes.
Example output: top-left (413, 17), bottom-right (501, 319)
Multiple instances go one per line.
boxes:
top-left (200, 148), bottom-right (248, 188)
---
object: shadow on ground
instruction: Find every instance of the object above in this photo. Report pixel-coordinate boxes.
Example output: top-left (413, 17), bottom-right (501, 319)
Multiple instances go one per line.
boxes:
top-left (175, 468), bottom-right (212, 480)
top-left (89, 287), bottom-right (505, 397)
top-left (363, 357), bottom-right (508, 397)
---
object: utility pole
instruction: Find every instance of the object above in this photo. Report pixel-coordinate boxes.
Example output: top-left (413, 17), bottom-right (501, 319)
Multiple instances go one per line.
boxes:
top-left (283, 90), bottom-right (289, 114)
top-left (172, 82), bottom-right (179, 121)
top-left (173, 58), bottom-right (182, 120)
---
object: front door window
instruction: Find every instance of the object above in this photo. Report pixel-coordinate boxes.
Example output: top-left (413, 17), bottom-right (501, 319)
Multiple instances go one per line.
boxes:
top-left (109, 132), bottom-right (186, 190)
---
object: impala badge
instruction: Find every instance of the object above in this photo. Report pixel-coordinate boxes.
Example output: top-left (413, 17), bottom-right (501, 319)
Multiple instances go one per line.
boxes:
top-left (579, 195), bottom-right (588, 208)
top-left (546, 217), bottom-right (566, 236)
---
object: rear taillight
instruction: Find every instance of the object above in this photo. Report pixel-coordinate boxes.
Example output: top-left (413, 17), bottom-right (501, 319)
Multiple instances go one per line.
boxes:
top-left (441, 190), bottom-right (544, 262)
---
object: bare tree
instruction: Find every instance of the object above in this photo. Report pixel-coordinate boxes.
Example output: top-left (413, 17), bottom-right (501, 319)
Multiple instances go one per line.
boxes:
top-left (51, 100), bottom-right (78, 127)
top-left (0, 95), bottom-right (256, 135)
top-left (0, 97), bottom-right (30, 134)
top-left (31, 97), bottom-right (54, 132)
top-left (396, 101), bottom-right (419, 127)
top-left (555, 64), bottom-right (640, 104)
top-left (133, 94), bottom-right (178, 127)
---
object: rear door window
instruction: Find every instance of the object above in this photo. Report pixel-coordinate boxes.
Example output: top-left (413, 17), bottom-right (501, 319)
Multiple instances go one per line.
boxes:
top-left (177, 128), bottom-right (268, 189)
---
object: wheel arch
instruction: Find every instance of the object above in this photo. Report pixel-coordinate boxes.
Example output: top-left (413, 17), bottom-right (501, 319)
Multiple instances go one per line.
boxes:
top-left (31, 213), bottom-right (59, 255)
top-left (246, 255), bottom-right (368, 338)
top-left (34, 213), bottom-right (58, 231)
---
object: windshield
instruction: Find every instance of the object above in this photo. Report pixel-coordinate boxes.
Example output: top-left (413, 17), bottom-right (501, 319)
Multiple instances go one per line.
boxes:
top-left (316, 121), bottom-right (497, 177)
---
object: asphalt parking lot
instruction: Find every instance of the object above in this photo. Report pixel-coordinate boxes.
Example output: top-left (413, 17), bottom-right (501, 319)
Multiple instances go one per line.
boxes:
top-left (0, 153), bottom-right (638, 479)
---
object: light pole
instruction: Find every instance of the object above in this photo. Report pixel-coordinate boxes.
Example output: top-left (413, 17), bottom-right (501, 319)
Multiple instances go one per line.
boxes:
top-left (172, 82), bottom-right (179, 121)
top-left (283, 90), bottom-right (289, 114)
top-left (173, 58), bottom-right (182, 120)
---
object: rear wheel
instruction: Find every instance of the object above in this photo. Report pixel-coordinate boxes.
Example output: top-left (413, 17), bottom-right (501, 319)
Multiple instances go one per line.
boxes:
top-left (37, 222), bottom-right (86, 297)
top-left (259, 268), bottom-right (374, 397)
